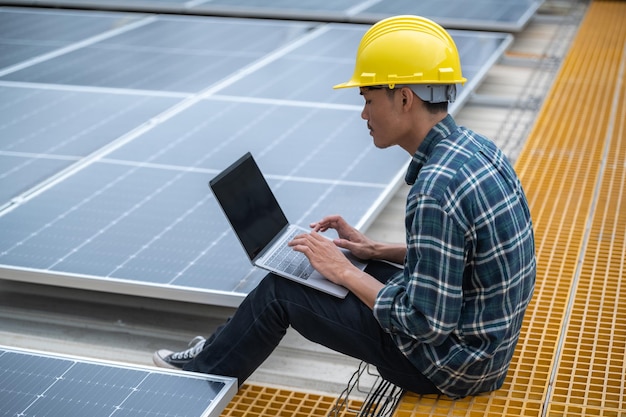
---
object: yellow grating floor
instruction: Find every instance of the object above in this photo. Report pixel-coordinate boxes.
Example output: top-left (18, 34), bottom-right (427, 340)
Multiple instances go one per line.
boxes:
top-left (395, 1), bottom-right (626, 416)
top-left (219, 1), bottom-right (626, 416)
top-left (219, 384), bottom-right (364, 417)
top-left (546, 1), bottom-right (626, 415)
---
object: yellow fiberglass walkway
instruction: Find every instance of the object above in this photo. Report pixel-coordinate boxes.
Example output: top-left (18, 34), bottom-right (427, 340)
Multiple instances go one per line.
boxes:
top-left (219, 1), bottom-right (626, 416)
top-left (396, 1), bottom-right (626, 416)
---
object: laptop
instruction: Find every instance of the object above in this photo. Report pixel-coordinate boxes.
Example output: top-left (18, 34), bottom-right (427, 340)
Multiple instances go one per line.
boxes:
top-left (209, 152), bottom-right (366, 298)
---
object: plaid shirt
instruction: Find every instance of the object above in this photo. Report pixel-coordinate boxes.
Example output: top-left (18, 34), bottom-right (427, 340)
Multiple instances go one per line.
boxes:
top-left (373, 115), bottom-right (536, 398)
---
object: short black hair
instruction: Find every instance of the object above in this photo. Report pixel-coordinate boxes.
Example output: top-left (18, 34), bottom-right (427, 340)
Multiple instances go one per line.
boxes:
top-left (364, 86), bottom-right (449, 114)
top-left (423, 100), bottom-right (449, 114)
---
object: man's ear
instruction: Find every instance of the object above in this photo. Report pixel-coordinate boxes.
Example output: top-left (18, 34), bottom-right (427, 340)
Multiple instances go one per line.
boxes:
top-left (400, 87), bottom-right (415, 110)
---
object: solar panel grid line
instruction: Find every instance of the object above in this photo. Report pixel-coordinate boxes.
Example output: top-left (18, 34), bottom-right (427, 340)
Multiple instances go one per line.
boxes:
top-left (0, 79), bottom-right (194, 98)
top-left (207, 94), bottom-right (361, 111)
top-left (0, 15), bottom-right (157, 78)
top-left (97, 158), bottom-right (392, 192)
top-left (263, 173), bottom-right (389, 190)
top-left (0, 150), bottom-right (80, 162)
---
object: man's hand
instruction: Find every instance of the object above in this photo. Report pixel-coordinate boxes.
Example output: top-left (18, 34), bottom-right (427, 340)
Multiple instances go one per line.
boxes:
top-left (288, 231), bottom-right (356, 286)
top-left (310, 215), bottom-right (406, 266)
top-left (309, 215), bottom-right (378, 260)
top-left (288, 229), bottom-right (384, 309)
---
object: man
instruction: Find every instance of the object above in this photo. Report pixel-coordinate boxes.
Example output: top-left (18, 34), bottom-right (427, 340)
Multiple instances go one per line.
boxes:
top-left (153, 15), bottom-right (536, 398)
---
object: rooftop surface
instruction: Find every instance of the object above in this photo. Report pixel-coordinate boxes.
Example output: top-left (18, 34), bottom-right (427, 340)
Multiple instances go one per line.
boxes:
top-left (3, 1), bottom-right (625, 416)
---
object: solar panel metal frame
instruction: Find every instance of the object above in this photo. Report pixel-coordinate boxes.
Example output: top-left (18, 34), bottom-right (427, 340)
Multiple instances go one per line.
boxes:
top-left (0, 0), bottom-right (545, 31)
top-left (0, 344), bottom-right (238, 417)
top-left (351, 0), bottom-right (545, 31)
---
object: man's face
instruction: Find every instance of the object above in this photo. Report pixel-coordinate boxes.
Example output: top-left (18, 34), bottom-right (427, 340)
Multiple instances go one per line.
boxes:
top-left (359, 87), bottom-right (404, 149)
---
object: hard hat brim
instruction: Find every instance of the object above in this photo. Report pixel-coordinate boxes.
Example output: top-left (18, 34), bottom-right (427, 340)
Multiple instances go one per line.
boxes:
top-left (333, 79), bottom-right (467, 90)
top-left (332, 81), bottom-right (359, 90)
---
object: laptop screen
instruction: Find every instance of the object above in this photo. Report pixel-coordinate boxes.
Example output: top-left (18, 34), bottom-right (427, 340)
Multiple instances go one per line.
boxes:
top-left (209, 152), bottom-right (289, 261)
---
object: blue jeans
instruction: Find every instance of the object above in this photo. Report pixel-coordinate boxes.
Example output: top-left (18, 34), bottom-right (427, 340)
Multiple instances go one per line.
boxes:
top-left (184, 261), bottom-right (440, 394)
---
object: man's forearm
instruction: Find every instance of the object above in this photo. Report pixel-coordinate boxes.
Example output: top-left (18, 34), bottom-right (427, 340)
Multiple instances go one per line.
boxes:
top-left (373, 242), bottom-right (406, 265)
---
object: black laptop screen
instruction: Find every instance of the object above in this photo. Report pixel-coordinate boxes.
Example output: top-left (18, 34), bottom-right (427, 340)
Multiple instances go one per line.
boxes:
top-left (209, 152), bottom-right (289, 261)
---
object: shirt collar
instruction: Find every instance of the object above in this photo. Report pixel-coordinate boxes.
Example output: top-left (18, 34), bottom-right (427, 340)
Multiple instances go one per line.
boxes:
top-left (405, 114), bottom-right (457, 185)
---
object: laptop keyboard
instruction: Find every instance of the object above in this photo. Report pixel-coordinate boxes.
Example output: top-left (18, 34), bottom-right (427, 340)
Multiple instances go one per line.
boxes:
top-left (265, 229), bottom-right (314, 279)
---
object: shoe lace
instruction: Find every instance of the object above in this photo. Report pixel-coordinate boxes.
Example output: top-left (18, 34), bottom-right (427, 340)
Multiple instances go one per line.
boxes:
top-left (170, 336), bottom-right (206, 361)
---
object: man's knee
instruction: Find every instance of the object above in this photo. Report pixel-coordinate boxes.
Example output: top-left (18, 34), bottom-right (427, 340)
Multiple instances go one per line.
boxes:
top-left (251, 273), bottom-right (302, 304)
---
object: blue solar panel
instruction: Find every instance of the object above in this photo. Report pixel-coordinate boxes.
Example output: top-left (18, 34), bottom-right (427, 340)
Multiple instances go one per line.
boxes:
top-left (1, 15), bottom-right (315, 91)
top-left (0, 84), bottom-right (182, 208)
top-left (0, 346), bottom-right (237, 417)
top-left (0, 7), bottom-right (143, 68)
top-left (0, 8), bottom-right (512, 306)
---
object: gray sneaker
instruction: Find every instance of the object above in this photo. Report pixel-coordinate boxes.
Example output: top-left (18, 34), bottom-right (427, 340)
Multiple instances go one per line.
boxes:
top-left (153, 336), bottom-right (206, 370)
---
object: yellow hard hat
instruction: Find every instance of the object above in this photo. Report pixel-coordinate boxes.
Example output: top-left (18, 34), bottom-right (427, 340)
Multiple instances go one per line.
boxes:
top-left (334, 15), bottom-right (466, 90)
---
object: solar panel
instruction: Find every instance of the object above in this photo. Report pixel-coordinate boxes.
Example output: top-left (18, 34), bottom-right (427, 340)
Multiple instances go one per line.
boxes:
top-left (0, 8), bottom-right (512, 307)
top-left (0, 85), bottom-right (181, 210)
top-left (1, 0), bottom-right (544, 31)
top-left (0, 7), bottom-right (143, 69)
top-left (0, 345), bottom-right (237, 417)
top-left (1, 13), bottom-right (315, 91)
